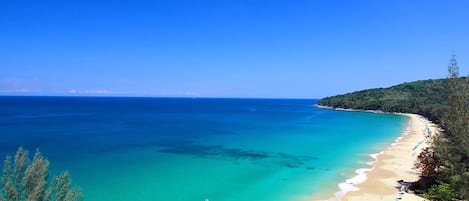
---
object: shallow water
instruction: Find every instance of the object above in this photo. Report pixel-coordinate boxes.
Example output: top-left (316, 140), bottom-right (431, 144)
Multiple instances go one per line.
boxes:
top-left (0, 97), bottom-right (407, 201)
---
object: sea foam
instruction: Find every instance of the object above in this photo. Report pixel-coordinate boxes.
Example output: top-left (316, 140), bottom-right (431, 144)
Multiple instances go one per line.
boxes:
top-left (332, 151), bottom-right (384, 201)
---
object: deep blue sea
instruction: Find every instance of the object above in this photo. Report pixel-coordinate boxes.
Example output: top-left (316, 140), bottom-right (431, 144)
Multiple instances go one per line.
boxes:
top-left (0, 97), bottom-right (408, 201)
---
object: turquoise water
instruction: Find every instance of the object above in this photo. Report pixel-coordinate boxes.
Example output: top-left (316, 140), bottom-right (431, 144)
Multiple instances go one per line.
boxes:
top-left (0, 97), bottom-right (408, 201)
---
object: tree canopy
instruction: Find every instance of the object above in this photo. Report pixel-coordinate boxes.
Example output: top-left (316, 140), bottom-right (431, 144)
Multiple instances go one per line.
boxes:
top-left (1, 147), bottom-right (81, 201)
top-left (318, 77), bottom-right (468, 125)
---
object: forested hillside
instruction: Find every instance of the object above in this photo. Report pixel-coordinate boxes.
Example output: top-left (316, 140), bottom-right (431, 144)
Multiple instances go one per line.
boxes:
top-left (318, 72), bottom-right (469, 200)
top-left (318, 78), bottom-right (467, 124)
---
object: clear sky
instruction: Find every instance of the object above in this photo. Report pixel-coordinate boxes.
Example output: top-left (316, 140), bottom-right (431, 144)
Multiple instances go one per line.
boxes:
top-left (1, 0), bottom-right (468, 98)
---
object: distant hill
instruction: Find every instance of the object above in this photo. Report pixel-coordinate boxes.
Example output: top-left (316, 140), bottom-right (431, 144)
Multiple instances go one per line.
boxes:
top-left (317, 78), bottom-right (468, 124)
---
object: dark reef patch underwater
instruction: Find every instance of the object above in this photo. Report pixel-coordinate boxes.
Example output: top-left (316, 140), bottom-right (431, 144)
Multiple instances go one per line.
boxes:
top-left (0, 96), bottom-right (407, 201)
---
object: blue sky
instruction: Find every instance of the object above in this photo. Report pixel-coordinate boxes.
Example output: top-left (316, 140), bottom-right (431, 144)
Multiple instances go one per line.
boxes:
top-left (1, 0), bottom-right (468, 98)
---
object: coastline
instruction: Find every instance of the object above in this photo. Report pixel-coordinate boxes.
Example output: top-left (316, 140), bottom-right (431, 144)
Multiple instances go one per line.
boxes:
top-left (315, 105), bottom-right (439, 201)
top-left (315, 104), bottom-right (385, 114)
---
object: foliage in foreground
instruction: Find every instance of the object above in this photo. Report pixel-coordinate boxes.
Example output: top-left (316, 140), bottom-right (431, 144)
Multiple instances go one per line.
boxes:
top-left (0, 147), bottom-right (81, 201)
top-left (431, 55), bottom-right (469, 200)
top-left (425, 182), bottom-right (457, 201)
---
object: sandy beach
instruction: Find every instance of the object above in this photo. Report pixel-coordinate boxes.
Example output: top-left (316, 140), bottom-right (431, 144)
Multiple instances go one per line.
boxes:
top-left (336, 113), bottom-right (439, 201)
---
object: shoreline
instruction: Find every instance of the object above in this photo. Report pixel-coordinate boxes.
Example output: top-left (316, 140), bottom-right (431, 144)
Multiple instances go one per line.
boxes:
top-left (314, 104), bottom-right (385, 114)
top-left (315, 105), bottom-right (439, 201)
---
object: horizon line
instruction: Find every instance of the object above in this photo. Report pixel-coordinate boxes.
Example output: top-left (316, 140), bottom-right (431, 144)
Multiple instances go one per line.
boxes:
top-left (0, 94), bottom-right (321, 100)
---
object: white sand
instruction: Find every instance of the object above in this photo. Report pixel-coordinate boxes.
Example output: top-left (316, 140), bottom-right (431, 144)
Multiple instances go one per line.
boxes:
top-left (340, 113), bottom-right (438, 201)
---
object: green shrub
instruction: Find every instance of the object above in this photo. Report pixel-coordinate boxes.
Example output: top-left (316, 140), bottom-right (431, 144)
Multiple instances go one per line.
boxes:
top-left (0, 147), bottom-right (82, 201)
top-left (425, 183), bottom-right (457, 201)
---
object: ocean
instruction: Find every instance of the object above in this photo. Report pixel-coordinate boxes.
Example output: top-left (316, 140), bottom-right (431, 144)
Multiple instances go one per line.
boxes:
top-left (0, 96), bottom-right (408, 201)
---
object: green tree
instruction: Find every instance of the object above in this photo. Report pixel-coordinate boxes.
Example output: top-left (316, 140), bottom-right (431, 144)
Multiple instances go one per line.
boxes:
top-left (0, 147), bottom-right (81, 201)
top-left (448, 53), bottom-right (459, 78)
top-left (425, 182), bottom-right (457, 201)
top-left (433, 54), bottom-right (469, 199)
